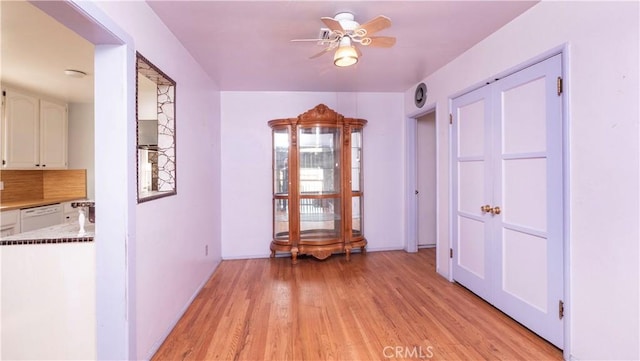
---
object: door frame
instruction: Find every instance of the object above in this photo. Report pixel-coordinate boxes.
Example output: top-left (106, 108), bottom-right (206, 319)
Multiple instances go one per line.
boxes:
top-left (32, 2), bottom-right (138, 360)
top-left (446, 44), bottom-right (572, 359)
top-left (405, 105), bottom-right (438, 254)
top-left (416, 111), bottom-right (438, 248)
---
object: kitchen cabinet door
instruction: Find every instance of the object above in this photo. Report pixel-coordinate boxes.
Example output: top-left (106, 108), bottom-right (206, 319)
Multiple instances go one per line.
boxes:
top-left (39, 100), bottom-right (68, 169)
top-left (2, 89), bottom-right (40, 168)
top-left (1, 90), bottom-right (68, 169)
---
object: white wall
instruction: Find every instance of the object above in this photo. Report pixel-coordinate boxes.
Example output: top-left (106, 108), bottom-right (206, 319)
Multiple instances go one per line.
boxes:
top-left (404, 2), bottom-right (639, 360)
top-left (220, 92), bottom-right (404, 259)
top-left (68, 103), bottom-right (95, 199)
top-left (90, 2), bottom-right (222, 360)
top-left (0, 243), bottom-right (96, 360)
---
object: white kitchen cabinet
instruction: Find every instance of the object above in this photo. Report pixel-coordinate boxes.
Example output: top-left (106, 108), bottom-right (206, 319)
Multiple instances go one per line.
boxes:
top-left (1, 209), bottom-right (21, 237)
top-left (39, 99), bottom-right (68, 168)
top-left (1, 90), bottom-right (39, 168)
top-left (1, 89), bottom-right (68, 169)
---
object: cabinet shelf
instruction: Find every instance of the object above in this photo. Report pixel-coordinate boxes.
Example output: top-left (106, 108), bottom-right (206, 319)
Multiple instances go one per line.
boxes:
top-left (300, 213), bottom-right (341, 222)
top-left (299, 192), bottom-right (340, 197)
top-left (269, 104), bottom-right (367, 264)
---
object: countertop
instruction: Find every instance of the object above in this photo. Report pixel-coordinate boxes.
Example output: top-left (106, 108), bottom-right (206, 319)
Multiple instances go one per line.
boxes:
top-left (0, 221), bottom-right (95, 246)
top-left (0, 197), bottom-right (87, 211)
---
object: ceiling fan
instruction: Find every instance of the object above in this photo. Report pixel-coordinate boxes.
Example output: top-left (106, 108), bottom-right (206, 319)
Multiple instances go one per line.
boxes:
top-left (291, 12), bottom-right (396, 67)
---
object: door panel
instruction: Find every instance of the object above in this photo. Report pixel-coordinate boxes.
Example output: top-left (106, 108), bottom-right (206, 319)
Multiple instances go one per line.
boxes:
top-left (458, 161), bottom-right (485, 215)
top-left (458, 100), bottom-right (485, 157)
top-left (503, 158), bottom-right (547, 231)
top-left (452, 54), bottom-right (564, 348)
top-left (451, 85), bottom-right (492, 300)
top-left (458, 217), bottom-right (486, 278)
top-left (492, 54), bottom-right (564, 348)
top-left (502, 77), bottom-right (547, 154)
top-left (502, 228), bottom-right (548, 312)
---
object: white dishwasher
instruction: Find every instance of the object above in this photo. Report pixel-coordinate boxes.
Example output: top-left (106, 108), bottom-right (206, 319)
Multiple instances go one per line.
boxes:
top-left (20, 204), bottom-right (64, 232)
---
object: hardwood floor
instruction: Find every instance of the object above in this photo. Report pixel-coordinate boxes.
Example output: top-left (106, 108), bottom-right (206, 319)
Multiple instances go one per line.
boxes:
top-left (152, 249), bottom-right (562, 360)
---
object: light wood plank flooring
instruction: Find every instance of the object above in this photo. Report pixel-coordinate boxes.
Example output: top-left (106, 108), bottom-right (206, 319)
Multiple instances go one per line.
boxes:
top-left (152, 249), bottom-right (562, 360)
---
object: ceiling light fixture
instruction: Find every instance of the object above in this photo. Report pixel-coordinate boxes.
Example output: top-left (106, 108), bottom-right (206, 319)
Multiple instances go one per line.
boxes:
top-left (333, 37), bottom-right (358, 67)
top-left (64, 69), bottom-right (87, 78)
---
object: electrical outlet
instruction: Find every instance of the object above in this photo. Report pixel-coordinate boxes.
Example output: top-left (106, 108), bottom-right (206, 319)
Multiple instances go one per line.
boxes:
top-left (205, 245), bottom-right (208, 256)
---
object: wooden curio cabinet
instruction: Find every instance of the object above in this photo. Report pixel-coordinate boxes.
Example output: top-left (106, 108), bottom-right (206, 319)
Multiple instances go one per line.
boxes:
top-left (269, 104), bottom-right (367, 264)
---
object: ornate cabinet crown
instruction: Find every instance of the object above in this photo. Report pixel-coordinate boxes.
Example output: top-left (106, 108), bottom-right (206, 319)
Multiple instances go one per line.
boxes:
top-left (269, 104), bottom-right (367, 264)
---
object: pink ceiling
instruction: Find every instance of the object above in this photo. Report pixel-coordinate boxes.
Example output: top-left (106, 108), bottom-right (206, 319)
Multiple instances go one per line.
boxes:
top-left (147, 1), bottom-right (538, 92)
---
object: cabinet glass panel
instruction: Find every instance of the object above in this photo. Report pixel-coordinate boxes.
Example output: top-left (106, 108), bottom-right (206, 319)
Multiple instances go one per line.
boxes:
top-left (352, 196), bottom-right (362, 236)
top-left (299, 127), bottom-right (341, 195)
top-left (351, 129), bottom-right (362, 192)
top-left (273, 128), bottom-right (289, 195)
top-left (274, 198), bottom-right (289, 240)
top-left (299, 198), bottom-right (341, 239)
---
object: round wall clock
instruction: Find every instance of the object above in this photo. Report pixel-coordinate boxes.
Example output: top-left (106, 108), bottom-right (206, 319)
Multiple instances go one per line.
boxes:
top-left (414, 82), bottom-right (427, 108)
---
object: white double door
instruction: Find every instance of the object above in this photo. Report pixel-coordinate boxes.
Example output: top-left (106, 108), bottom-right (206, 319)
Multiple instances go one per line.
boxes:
top-left (451, 54), bottom-right (564, 348)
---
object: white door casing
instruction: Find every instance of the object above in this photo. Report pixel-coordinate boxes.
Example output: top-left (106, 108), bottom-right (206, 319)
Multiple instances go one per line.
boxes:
top-left (451, 54), bottom-right (564, 348)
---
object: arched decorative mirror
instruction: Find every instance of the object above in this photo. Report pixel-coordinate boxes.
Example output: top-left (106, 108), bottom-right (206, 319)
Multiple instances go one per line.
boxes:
top-left (136, 52), bottom-right (176, 202)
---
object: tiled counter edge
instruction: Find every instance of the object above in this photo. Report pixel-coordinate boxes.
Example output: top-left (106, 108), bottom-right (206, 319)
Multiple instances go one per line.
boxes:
top-left (0, 222), bottom-right (95, 246)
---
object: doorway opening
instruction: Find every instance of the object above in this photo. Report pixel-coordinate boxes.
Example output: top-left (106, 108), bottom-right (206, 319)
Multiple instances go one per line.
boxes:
top-left (416, 111), bottom-right (437, 249)
top-left (405, 106), bottom-right (441, 272)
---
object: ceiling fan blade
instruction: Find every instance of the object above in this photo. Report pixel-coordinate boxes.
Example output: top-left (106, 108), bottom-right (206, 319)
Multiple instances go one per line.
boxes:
top-left (366, 36), bottom-right (396, 48)
top-left (291, 38), bottom-right (327, 42)
top-left (309, 47), bottom-right (333, 59)
top-left (321, 17), bottom-right (345, 35)
top-left (355, 15), bottom-right (392, 36)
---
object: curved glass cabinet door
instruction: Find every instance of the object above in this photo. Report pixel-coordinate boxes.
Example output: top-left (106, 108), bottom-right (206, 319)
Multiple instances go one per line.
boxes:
top-left (273, 127), bottom-right (289, 241)
top-left (298, 126), bottom-right (342, 241)
top-left (351, 128), bottom-right (364, 237)
top-left (298, 126), bottom-right (341, 195)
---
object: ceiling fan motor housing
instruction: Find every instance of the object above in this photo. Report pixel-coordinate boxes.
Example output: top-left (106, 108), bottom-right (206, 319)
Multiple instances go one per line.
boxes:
top-left (334, 12), bottom-right (359, 32)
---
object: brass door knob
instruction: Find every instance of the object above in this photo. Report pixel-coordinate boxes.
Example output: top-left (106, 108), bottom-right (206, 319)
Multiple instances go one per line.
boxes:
top-left (491, 206), bottom-right (501, 215)
top-left (481, 205), bottom-right (492, 213)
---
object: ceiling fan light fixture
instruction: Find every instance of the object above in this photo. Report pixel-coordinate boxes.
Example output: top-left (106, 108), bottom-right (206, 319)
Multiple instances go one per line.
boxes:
top-left (333, 45), bottom-right (358, 67)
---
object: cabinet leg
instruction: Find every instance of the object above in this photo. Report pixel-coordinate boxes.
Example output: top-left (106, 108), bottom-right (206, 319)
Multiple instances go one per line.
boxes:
top-left (291, 248), bottom-right (298, 265)
top-left (346, 248), bottom-right (351, 261)
top-left (361, 246), bottom-right (367, 255)
top-left (270, 249), bottom-right (275, 258)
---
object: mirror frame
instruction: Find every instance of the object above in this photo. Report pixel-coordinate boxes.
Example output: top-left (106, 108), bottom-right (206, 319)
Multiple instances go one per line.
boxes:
top-left (136, 52), bottom-right (177, 203)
